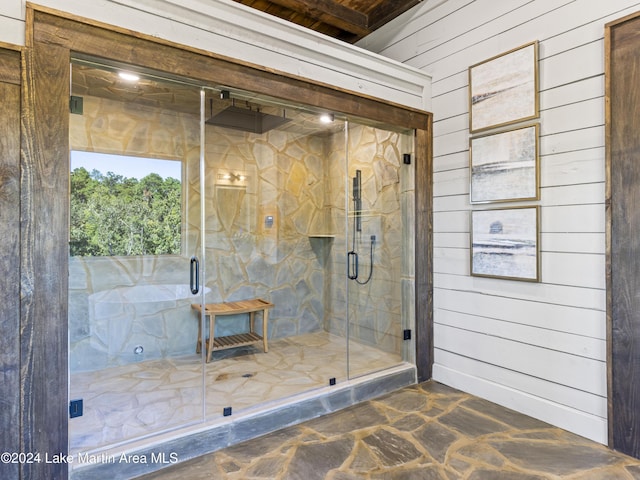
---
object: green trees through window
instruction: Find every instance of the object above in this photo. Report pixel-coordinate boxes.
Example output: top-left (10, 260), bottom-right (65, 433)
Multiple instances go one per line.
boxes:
top-left (69, 153), bottom-right (182, 257)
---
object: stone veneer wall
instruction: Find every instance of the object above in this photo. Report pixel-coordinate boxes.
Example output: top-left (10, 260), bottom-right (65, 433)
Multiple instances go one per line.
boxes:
top-left (325, 124), bottom-right (414, 360)
top-left (68, 92), bottom-right (412, 373)
top-left (200, 126), bottom-right (329, 339)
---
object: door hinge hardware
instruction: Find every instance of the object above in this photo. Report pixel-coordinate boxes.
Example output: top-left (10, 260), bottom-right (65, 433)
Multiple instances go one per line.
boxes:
top-left (69, 399), bottom-right (83, 418)
top-left (70, 95), bottom-right (84, 114)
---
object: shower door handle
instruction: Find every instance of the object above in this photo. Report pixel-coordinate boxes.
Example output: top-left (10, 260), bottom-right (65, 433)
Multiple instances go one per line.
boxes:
top-left (190, 256), bottom-right (200, 294)
top-left (347, 251), bottom-right (358, 280)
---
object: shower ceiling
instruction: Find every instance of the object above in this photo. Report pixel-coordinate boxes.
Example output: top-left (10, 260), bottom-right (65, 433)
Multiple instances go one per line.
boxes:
top-left (71, 64), bottom-right (344, 135)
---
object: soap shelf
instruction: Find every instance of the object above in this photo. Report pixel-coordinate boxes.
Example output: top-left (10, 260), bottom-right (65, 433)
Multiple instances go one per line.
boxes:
top-left (307, 234), bottom-right (335, 238)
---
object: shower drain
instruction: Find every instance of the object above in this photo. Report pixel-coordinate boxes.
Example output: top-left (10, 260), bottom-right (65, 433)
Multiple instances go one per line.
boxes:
top-left (215, 372), bottom-right (255, 381)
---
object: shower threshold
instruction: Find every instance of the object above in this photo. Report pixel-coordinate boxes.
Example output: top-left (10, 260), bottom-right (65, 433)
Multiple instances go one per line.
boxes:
top-left (69, 332), bottom-right (416, 479)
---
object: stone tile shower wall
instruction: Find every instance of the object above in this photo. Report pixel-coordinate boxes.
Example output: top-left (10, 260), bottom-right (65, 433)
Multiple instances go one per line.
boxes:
top-left (325, 125), bottom-right (412, 357)
top-left (201, 127), bottom-right (328, 339)
top-left (68, 93), bottom-right (411, 373)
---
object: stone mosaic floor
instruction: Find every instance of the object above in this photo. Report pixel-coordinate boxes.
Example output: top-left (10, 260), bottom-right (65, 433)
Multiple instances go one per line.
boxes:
top-left (137, 382), bottom-right (640, 480)
top-left (70, 331), bottom-right (401, 454)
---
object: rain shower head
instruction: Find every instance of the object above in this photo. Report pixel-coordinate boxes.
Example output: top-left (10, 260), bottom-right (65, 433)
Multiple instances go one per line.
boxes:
top-left (206, 105), bottom-right (290, 134)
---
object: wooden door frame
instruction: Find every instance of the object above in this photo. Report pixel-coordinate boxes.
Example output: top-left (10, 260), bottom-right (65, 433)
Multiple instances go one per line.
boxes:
top-left (605, 10), bottom-right (640, 459)
top-left (20, 5), bottom-right (433, 478)
top-left (0, 41), bottom-right (22, 480)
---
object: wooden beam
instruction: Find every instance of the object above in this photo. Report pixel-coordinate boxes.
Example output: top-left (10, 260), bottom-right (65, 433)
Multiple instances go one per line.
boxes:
top-left (257, 0), bottom-right (370, 36)
top-left (415, 120), bottom-right (433, 383)
top-left (20, 29), bottom-right (70, 480)
top-left (367, 0), bottom-right (422, 31)
top-left (0, 48), bottom-right (21, 85)
top-left (0, 46), bottom-right (21, 480)
top-left (605, 10), bottom-right (640, 459)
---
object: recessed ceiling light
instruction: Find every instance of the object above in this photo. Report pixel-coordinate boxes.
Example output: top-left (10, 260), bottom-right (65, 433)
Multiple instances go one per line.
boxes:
top-left (118, 72), bottom-right (140, 82)
top-left (320, 113), bottom-right (334, 124)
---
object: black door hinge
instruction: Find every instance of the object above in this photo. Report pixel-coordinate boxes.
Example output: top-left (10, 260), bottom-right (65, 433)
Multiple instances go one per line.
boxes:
top-left (69, 399), bottom-right (83, 418)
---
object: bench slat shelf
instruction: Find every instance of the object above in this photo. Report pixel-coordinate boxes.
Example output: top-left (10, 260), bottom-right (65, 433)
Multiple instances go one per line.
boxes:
top-left (192, 298), bottom-right (273, 362)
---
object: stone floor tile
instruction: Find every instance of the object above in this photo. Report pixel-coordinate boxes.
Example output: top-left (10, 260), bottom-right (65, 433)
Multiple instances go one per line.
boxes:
top-left (284, 438), bottom-right (354, 480)
top-left (222, 425), bottom-right (299, 461)
top-left (391, 413), bottom-right (427, 432)
top-left (455, 442), bottom-right (506, 468)
top-left (347, 442), bottom-right (379, 472)
top-left (305, 402), bottom-right (388, 437)
top-left (137, 381), bottom-right (640, 480)
top-left (412, 421), bottom-right (459, 463)
top-left (373, 389), bottom-right (428, 412)
top-left (362, 429), bottom-right (424, 466)
top-left (369, 464), bottom-right (448, 480)
top-left (439, 405), bottom-right (511, 437)
top-left (489, 440), bottom-right (625, 476)
top-left (461, 397), bottom-right (551, 431)
top-left (467, 470), bottom-right (548, 480)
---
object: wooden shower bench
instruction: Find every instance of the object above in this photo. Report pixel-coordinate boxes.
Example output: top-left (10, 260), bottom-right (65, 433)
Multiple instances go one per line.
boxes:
top-left (191, 298), bottom-right (274, 363)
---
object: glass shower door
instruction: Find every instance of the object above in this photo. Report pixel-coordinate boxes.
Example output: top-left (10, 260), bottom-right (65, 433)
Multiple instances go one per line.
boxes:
top-left (68, 59), bottom-right (207, 455)
top-left (346, 121), bottom-right (414, 379)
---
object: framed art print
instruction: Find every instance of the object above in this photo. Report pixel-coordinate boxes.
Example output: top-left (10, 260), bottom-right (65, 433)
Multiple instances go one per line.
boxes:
top-left (469, 41), bottom-right (539, 133)
top-left (470, 124), bottom-right (539, 204)
top-left (470, 206), bottom-right (540, 282)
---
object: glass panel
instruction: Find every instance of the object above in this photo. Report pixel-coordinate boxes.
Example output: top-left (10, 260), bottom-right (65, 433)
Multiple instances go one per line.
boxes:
top-left (68, 59), bottom-right (206, 454)
top-left (346, 122), bottom-right (415, 378)
top-left (200, 88), bottom-right (349, 415)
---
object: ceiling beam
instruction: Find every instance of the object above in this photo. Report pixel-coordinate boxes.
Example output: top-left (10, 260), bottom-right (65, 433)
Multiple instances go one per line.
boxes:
top-left (367, 0), bottom-right (422, 31)
top-left (261, 0), bottom-right (370, 36)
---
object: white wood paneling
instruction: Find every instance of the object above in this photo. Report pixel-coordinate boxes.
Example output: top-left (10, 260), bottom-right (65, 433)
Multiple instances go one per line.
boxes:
top-left (0, 15), bottom-right (24, 46)
top-left (434, 288), bottom-right (605, 337)
top-left (434, 350), bottom-right (607, 418)
top-left (434, 271), bottom-right (606, 313)
top-left (0, 0), bottom-right (431, 112)
top-left (363, 0), bottom-right (622, 443)
top-left (0, 1), bottom-right (22, 18)
top-left (435, 323), bottom-right (606, 394)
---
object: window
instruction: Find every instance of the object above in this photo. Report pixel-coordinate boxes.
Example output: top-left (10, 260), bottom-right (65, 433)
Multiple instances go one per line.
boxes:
top-left (70, 151), bottom-right (182, 256)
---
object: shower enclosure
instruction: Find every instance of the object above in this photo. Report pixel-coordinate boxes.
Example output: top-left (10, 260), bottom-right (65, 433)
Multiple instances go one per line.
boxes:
top-left (67, 58), bottom-right (416, 457)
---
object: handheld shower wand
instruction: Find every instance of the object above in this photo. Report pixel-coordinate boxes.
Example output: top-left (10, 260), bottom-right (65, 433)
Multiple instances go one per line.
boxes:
top-left (347, 170), bottom-right (375, 285)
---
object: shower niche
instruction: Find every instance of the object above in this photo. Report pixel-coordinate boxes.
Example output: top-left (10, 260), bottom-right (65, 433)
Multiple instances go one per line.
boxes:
top-left (67, 57), bottom-right (418, 476)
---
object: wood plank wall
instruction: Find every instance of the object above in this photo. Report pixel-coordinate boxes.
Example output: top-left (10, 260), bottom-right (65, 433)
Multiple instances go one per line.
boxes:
top-left (0, 3), bottom-right (23, 45)
top-left (0, 43), bottom-right (22, 480)
top-left (20, 24), bottom-right (71, 478)
top-left (360, 0), bottom-right (640, 444)
top-left (606, 10), bottom-right (640, 459)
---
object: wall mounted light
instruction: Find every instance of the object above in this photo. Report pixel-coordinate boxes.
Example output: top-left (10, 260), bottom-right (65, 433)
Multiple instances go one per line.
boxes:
top-left (216, 169), bottom-right (248, 186)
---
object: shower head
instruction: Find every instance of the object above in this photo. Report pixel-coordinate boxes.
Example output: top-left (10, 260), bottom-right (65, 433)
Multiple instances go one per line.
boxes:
top-left (206, 105), bottom-right (290, 134)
